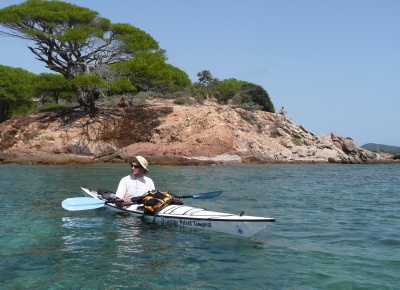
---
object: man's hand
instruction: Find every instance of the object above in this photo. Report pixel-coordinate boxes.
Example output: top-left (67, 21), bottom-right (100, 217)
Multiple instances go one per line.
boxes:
top-left (115, 197), bottom-right (131, 208)
top-left (123, 197), bottom-right (133, 205)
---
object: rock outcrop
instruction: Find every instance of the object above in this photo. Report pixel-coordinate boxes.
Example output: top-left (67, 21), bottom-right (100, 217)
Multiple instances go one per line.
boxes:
top-left (0, 102), bottom-right (395, 165)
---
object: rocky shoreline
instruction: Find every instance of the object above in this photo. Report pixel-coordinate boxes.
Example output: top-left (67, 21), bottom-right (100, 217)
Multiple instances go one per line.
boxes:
top-left (0, 101), bottom-right (398, 165)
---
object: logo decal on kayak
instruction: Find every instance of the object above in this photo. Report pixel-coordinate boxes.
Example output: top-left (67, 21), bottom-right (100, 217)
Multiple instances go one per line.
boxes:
top-left (160, 218), bottom-right (212, 228)
top-left (236, 225), bottom-right (243, 235)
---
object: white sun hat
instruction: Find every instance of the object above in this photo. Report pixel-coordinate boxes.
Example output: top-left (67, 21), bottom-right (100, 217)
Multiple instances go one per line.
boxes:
top-left (128, 156), bottom-right (149, 173)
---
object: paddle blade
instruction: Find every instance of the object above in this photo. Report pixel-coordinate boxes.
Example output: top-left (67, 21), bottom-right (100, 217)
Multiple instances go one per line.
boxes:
top-left (62, 197), bottom-right (105, 211)
top-left (192, 190), bottom-right (223, 199)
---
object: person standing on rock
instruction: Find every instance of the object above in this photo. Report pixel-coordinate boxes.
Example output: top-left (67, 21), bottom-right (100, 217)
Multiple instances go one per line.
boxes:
top-left (115, 156), bottom-right (155, 205)
top-left (279, 106), bottom-right (286, 117)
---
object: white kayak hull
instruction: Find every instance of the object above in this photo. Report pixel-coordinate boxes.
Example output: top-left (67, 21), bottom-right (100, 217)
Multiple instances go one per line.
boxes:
top-left (81, 187), bottom-right (275, 238)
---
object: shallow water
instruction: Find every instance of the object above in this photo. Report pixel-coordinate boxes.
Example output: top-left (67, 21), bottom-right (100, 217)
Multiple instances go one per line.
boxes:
top-left (0, 163), bottom-right (399, 289)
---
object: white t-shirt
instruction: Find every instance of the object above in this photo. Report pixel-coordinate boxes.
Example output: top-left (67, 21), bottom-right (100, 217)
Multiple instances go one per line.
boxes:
top-left (115, 174), bottom-right (155, 199)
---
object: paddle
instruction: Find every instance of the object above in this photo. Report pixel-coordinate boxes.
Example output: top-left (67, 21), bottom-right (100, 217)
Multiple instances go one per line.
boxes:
top-left (62, 190), bottom-right (223, 211)
top-left (175, 191), bottom-right (222, 199)
top-left (62, 197), bottom-right (109, 211)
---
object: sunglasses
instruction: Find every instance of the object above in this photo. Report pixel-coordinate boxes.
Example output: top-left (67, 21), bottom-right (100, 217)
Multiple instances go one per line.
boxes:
top-left (130, 163), bottom-right (143, 169)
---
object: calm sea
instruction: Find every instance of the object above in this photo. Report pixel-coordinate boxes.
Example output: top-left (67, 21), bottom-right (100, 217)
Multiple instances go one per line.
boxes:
top-left (0, 163), bottom-right (398, 289)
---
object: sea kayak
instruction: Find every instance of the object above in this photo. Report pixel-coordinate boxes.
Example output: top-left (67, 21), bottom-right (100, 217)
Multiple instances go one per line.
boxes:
top-left (76, 187), bottom-right (275, 238)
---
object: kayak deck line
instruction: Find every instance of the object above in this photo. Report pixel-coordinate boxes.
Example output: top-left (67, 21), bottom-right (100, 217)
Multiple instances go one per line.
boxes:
top-left (79, 187), bottom-right (275, 238)
top-left (158, 204), bottom-right (275, 222)
top-left (163, 205), bottom-right (211, 216)
top-left (159, 214), bottom-right (276, 222)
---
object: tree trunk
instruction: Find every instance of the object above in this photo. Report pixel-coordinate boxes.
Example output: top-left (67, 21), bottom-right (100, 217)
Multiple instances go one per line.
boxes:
top-left (53, 92), bottom-right (59, 104)
top-left (73, 86), bottom-right (96, 110)
top-left (0, 100), bottom-right (10, 123)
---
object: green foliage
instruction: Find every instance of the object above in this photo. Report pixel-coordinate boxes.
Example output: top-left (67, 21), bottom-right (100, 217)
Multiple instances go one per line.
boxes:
top-left (197, 70), bottom-right (214, 86)
top-left (34, 103), bottom-right (68, 112)
top-left (112, 23), bottom-right (159, 51)
top-left (190, 82), bottom-right (208, 98)
top-left (0, 0), bottom-right (162, 108)
top-left (192, 70), bottom-right (275, 112)
top-left (108, 78), bottom-right (136, 95)
top-left (174, 96), bottom-right (196, 106)
top-left (70, 74), bottom-right (107, 89)
top-left (293, 137), bottom-right (302, 146)
top-left (194, 94), bottom-right (205, 105)
top-left (69, 74), bottom-right (107, 109)
top-left (191, 70), bottom-right (219, 99)
top-left (33, 73), bottom-right (74, 104)
top-left (111, 52), bottom-right (191, 93)
top-left (238, 83), bottom-right (275, 112)
top-left (215, 78), bottom-right (247, 104)
top-left (0, 1), bottom-right (277, 115)
top-left (0, 65), bottom-right (35, 122)
top-left (164, 64), bottom-right (192, 92)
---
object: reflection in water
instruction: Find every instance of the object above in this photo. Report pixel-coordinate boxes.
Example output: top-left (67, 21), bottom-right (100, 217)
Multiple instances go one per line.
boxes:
top-left (60, 213), bottom-right (188, 282)
top-left (61, 217), bottom-right (108, 252)
top-left (113, 216), bottom-right (145, 254)
top-left (61, 215), bottom-right (146, 255)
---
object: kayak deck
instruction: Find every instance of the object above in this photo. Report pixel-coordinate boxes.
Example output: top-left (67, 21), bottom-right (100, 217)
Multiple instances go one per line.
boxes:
top-left (80, 187), bottom-right (275, 237)
top-left (160, 204), bottom-right (275, 222)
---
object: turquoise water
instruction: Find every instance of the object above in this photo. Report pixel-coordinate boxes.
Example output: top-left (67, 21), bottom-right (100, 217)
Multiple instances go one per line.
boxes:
top-left (0, 163), bottom-right (399, 289)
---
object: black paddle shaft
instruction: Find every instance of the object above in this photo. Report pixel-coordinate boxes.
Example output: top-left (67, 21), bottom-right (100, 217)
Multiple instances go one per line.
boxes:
top-left (106, 196), bottom-right (142, 204)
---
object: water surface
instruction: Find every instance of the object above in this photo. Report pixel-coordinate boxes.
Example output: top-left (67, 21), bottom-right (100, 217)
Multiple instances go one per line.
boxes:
top-left (0, 163), bottom-right (398, 289)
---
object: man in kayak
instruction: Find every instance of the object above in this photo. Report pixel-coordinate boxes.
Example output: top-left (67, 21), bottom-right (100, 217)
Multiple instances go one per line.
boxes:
top-left (115, 156), bottom-right (155, 206)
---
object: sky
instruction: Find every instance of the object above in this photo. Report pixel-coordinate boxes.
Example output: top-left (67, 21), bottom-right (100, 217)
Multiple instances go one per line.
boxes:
top-left (1, 0), bottom-right (399, 147)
